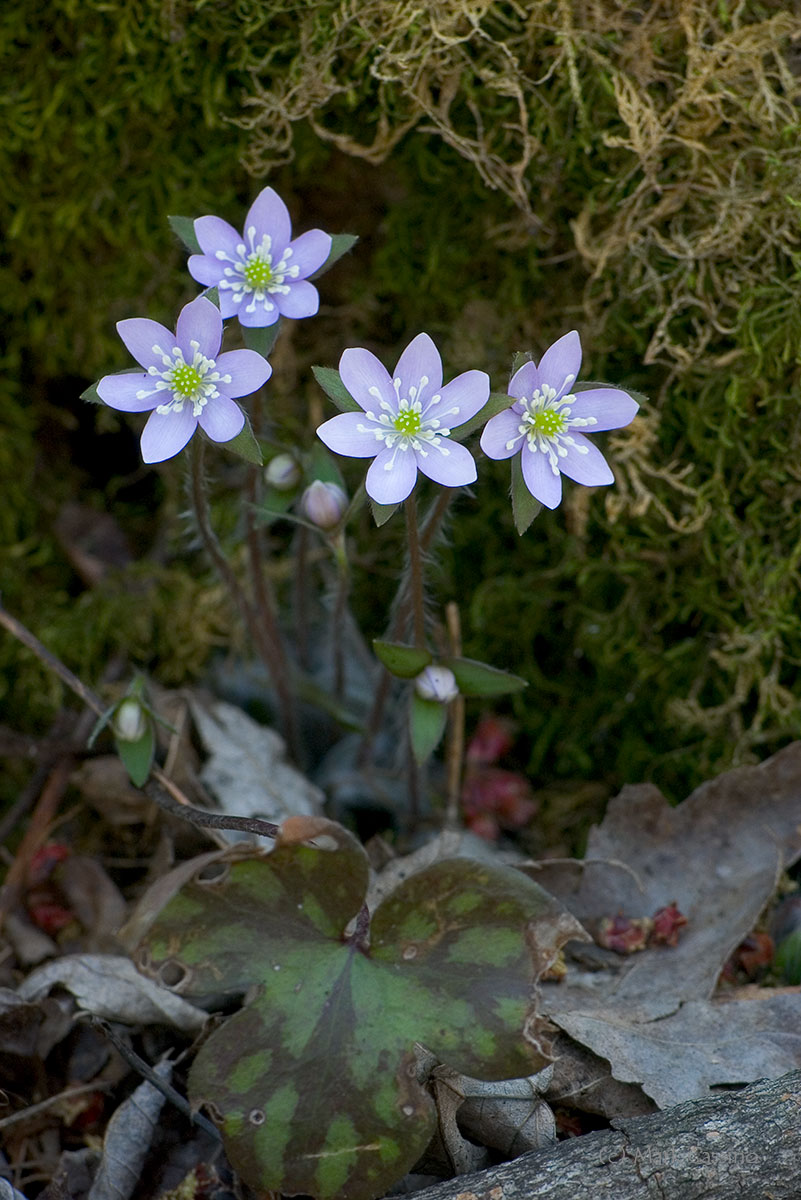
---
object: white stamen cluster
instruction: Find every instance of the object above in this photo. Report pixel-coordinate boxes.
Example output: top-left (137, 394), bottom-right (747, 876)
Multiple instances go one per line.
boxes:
top-left (356, 375), bottom-right (462, 473)
top-left (508, 377), bottom-right (597, 477)
top-left (214, 225), bottom-right (300, 316)
top-left (136, 339), bottom-right (232, 418)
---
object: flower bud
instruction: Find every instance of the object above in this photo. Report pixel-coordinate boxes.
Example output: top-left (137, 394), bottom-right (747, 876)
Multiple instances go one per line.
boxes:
top-left (414, 665), bottom-right (459, 704)
top-left (301, 480), bottom-right (348, 530)
top-left (265, 453), bottom-right (301, 491)
top-left (113, 697), bottom-right (148, 742)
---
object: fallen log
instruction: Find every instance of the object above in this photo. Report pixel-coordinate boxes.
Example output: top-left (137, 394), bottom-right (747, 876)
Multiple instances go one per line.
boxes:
top-left (409, 1069), bottom-right (801, 1200)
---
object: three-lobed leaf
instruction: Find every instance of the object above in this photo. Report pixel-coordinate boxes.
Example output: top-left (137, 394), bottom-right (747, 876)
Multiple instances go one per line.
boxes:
top-left (134, 819), bottom-right (581, 1200)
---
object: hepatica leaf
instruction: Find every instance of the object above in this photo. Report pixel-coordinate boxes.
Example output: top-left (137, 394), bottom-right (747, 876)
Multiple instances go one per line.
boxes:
top-left (134, 818), bottom-right (580, 1200)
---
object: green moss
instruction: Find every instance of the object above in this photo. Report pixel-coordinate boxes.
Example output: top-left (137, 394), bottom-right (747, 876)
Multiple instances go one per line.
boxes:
top-left (3, 0), bottom-right (801, 809)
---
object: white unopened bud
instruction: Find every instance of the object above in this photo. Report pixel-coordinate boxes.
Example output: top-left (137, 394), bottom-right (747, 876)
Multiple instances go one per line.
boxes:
top-left (414, 665), bottom-right (459, 704)
top-left (301, 480), bottom-right (348, 530)
top-left (113, 698), bottom-right (148, 742)
top-left (265, 453), bottom-right (301, 491)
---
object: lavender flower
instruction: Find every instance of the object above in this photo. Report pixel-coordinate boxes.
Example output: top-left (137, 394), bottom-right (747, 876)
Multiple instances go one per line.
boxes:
top-left (188, 187), bottom-right (331, 327)
top-left (97, 296), bottom-right (271, 463)
top-left (316, 333), bottom-right (489, 505)
top-left (480, 330), bottom-right (639, 509)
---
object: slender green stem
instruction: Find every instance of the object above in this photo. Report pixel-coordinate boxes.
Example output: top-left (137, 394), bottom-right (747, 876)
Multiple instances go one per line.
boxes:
top-left (189, 441), bottom-right (299, 758)
top-left (404, 493), bottom-right (426, 650)
top-left (358, 488), bottom-right (456, 767)
top-left (331, 531), bottom-right (350, 700)
top-left (244, 465), bottom-right (299, 759)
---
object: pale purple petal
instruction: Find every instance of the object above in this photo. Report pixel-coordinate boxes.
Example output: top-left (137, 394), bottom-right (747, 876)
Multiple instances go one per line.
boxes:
top-left (246, 187), bottom-right (291, 255)
top-left (237, 300), bottom-right (280, 328)
top-left (366, 446), bottom-right (419, 504)
top-left (317, 411), bottom-right (384, 457)
top-left (558, 433), bottom-right (614, 487)
top-left (117, 318), bottom-right (175, 370)
top-left (286, 229), bottom-right (332, 279)
top-left (480, 409), bottom-right (524, 459)
top-left (275, 280), bottom-right (320, 320)
top-left (394, 333), bottom-right (443, 396)
top-left (97, 372), bottom-right (157, 412)
top-left (187, 254), bottom-right (224, 287)
top-left (508, 360), bottom-right (539, 401)
top-left (426, 370), bottom-right (489, 428)
top-left (176, 297), bottom-right (221, 360)
top-left (538, 330), bottom-right (582, 399)
top-left (198, 395), bottom-right (245, 443)
top-left (194, 215), bottom-right (242, 261)
top-left (216, 290), bottom-right (240, 319)
top-left (521, 447), bottom-right (563, 509)
top-left (416, 439), bottom-right (477, 488)
top-left (566, 388), bottom-right (639, 432)
top-left (140, 407), bottom-right (197, 463)
top-left (216, 349), bottom-right (272, 397)
top-left (339, 347), bottom-right (395, 413)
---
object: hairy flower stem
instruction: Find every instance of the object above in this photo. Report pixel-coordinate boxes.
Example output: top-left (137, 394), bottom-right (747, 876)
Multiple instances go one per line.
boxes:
top-left (189, 442), bottom-right (299, 760)
top-left (357, 489), bottom-right (456, 770)
top-left (404, 494), bottom-right (427, 650)
top-left (244, 465), bottom-right (300, 759)
top-left (331, 532), bottom-right (350, 701)
top-left (444, 601), bottom-right (466, 830)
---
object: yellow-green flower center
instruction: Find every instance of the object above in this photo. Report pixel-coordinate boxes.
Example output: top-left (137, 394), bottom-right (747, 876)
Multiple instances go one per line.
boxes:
top-left (172, 362), bottom-right (202, 397)
top-left (527, 407), bottom-right (566, 437)
top-left (394, 409), bottom-right (422, 435)
top-left (244, 256), bottom-right (273, 288)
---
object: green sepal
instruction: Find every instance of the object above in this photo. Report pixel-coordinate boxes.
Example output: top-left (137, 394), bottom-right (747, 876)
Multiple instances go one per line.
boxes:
top-left (307, 441), bottom-right (346, 489)
top-left (115, 723), bottom-right (155, 788)
top-left (312, 233), bottom-right (359, 279)
top-left (373, 641), bottom-right (433, 679)
top-left (511, 351), bottom-right (532, 376)
top-left (410, 693), bottom-right (449, 764)
top-left (243, 322), bottom-right (281, 359)
top-left (775, 928), bottom-right (801, 985)
top-left (87, 701), bottom-right (118, 748)
top-left (81, 369), bottom-right (142, 406)
top-left (441, 656), bottom-right (528, 697)
top-left (370, 498), bottom-right (400, 526)
top-left (312, 365), bottom-right (361, 412)
top-left (452, 392), bottom-right (515, 440)
top-left (511, 453), bottom-right (542, 535)
top-left (168, 214), bottom-right (201, 255)
top-left (218, 413), bottom-right (264, 465)
top-left (572, 380), bottom-right (648, 408)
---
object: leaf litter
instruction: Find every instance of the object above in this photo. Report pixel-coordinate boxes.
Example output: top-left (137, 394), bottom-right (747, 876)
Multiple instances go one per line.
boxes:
top-left (5, 723), bottom-right (801, 1199)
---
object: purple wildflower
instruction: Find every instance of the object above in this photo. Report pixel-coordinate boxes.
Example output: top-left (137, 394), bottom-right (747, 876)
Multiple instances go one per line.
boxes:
top-left (316, 333), bottom-right (489, 505)
top-left (188, 187), bottom-right (331, 328)
top-left (97, 296), bottom-right (271, 463)
top-left (480, 330), bottom-right (639, 509)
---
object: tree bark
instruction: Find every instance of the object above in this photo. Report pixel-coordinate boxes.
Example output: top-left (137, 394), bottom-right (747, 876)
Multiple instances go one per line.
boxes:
top-left (409, 1069), bottom-right (801, 1200)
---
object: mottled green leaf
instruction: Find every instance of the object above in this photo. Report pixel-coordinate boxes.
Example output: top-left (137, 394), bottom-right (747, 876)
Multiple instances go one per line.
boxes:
top-left (312, 365), bottom-right (361, 412)
top-left (409, 694), bottom-right (448, 764)
top-left (442, 656), bottom-right (528, 697)
top-left (134, 818), bottom-right (582, 1200)
top-left (511, 453), bottom-right (542, 535)
top-left (168, 214), bottom-right (201, 255)
top-left (372, 641), bottom-right (433, 679)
